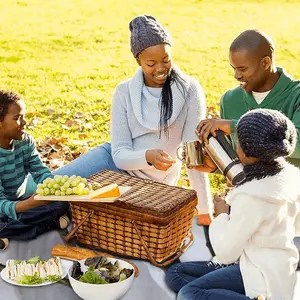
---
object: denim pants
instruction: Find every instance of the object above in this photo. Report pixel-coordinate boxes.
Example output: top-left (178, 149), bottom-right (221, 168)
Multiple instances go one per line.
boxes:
top-left (54, 142), bottom-right (127, 178)
top-left (0, 201), bottom-right (69, 240)
top-left (165, 261), bottom-right (253, 300)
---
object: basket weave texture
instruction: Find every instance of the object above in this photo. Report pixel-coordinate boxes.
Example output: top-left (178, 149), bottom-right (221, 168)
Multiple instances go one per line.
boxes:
top-left (70, 170), bottom-right (197, 265)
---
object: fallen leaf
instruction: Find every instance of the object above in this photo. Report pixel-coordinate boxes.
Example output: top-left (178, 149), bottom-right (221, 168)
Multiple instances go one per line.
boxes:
top-left (65, 120), bottom-right (75, 127)
top-left (47, 108), bottom-right (55, 115)
top-left (27, 116), bottom-right (39, 129)
top-left (79, 133), bottom-right (88, 139)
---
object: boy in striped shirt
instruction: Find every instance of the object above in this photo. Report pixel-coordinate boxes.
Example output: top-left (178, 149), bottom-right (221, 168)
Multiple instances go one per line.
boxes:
top-left (0, 90), bottom-right (69, 244)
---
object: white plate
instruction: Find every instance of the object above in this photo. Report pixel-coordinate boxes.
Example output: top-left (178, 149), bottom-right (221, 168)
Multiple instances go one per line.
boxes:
top-left (34, 186), bottom-right (131, 203)
top-left (0, 264), bottom-right (68, 287)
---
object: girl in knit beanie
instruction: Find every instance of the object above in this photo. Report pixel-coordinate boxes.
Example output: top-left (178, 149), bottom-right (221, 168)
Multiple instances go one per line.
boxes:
top-left (166, 109), bottom-right (300, 300)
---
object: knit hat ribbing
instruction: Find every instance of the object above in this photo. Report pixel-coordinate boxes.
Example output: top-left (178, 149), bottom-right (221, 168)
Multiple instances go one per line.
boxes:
top-left (237, 109), bottom-right (297, 160)
top-left (129, 15), bottom-right (171, 58)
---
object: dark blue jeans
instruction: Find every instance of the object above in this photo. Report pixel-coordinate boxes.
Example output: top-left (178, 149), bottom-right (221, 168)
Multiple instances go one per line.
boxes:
top-left (166, 261), bottom-right (253, 300)
top-left (0, 201), bottom-right (69, 240)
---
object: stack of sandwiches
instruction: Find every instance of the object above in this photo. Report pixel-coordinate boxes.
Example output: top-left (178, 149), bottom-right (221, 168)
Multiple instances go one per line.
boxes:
top-left (6, 257), bottom-right (63, 280)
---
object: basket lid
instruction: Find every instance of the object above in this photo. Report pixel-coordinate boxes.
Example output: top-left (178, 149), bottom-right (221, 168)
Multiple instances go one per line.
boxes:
top-left (88, 170), bottom-right (197, 218)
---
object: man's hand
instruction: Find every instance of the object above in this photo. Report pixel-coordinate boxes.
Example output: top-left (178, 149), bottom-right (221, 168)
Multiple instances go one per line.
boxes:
top-left (146, 149), bottom-right (176, 171)
top-left (213, 194), bottom-right (230, 217)
top-left (196, 118), bottom-right (232, 145)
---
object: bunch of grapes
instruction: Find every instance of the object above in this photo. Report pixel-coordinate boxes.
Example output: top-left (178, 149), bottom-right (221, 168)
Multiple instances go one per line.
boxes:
top-left (36, 175), bottom-right (90, 196)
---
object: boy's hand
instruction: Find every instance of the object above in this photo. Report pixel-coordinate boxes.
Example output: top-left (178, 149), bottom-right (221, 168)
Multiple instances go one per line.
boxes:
top-left (146, 149), bottom-right (176, 171)
top-left (16, 194), bottom-right (51, 213)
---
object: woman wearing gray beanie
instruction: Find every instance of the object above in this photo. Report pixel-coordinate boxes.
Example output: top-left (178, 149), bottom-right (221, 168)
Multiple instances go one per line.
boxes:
top-left (52, 15), bottom-right (213, 225)
top-left (166, 109), bottom-right (300, 299)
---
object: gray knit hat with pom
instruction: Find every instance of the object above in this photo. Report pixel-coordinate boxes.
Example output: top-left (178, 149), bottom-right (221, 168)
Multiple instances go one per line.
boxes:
top-left (237, 109), bottom-right (297, 160)
top-left (129, 15), bottom-right (171, 58)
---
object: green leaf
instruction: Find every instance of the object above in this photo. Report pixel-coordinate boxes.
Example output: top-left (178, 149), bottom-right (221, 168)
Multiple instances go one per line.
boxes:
top-left (17, 273), bottom-right (44, 285)
top-left (79, 266), bottom-right (108, 284)
top-left (26, 256), bottom-right (40, 264)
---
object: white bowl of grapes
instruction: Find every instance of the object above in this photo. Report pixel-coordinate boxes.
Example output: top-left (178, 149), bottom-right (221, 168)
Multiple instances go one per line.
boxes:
top-left (68, 256), bottom-right (134, 300)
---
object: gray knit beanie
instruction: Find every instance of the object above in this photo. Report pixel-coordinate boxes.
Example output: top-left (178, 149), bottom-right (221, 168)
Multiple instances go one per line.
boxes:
top-left (129, 15), bottom-right (172, 58)
top-left (237, 109), bottom-right (297, 160)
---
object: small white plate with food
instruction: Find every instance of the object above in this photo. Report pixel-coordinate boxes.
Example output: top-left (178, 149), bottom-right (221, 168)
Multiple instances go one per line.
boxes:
top-left (1, 256), bottom-right (68, 287)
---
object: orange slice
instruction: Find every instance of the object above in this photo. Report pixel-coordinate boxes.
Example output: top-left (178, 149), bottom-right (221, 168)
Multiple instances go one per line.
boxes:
top-left (89, 183), bottom-right (120, 199)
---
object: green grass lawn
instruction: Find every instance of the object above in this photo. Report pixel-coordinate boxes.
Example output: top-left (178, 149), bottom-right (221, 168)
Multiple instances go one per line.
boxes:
top-left (1, 0), bottom-right (300, 190)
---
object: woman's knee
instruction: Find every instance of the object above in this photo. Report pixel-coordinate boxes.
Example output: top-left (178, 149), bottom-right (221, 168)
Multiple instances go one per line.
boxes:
top-left (53, 142), bottom-right (113, 177)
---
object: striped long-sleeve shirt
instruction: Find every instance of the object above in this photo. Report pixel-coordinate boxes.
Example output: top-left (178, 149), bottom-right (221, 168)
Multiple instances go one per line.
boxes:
top-left (0, 133), bottom-right (52, 220)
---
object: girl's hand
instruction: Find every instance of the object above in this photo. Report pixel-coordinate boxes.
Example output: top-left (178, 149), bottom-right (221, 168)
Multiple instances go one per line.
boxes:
top-left (213, 194), bottom-right (230, 217)
top-left (190, 147), bottom-right (218, 173)
top-left (146, 149), bottom-right (176, 171)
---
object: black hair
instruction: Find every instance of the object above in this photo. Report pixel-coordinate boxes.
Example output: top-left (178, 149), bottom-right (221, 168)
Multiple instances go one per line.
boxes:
top-left (0, 90), bottom-right (22, 121)
top-left (230, 29), bottom-right (275, 60)
top-left (159, 68), bottom-right (187, 138)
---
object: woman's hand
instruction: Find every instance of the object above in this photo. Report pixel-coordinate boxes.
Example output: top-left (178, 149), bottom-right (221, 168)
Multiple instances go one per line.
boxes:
top-left (146, 149), bottom-right (176, 171)
top-left (213, 194), bottom-right (230, 217)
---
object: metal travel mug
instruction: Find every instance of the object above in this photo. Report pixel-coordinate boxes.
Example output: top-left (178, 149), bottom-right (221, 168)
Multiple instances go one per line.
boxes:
top-left (177, 140), bottom-right (203, 167)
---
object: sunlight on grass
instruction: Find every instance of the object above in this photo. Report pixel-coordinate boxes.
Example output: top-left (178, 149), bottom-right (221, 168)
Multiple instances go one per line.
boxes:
top-left (0, 0), bottom-right (300, 189)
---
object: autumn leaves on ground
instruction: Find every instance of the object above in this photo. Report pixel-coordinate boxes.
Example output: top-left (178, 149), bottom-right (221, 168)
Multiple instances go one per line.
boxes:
top-left (1, 0), bottom-right (300, 191)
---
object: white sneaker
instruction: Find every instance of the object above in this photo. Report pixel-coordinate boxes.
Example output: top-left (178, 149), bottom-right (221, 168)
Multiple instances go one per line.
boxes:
top-left (0, 238), bottom-right (8, 250)
top-left (59, 215), bottom-right (71, 230)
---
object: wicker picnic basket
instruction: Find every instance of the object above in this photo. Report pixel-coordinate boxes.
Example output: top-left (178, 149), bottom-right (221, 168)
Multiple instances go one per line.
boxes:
top-left (65, 170), bottom-right (197, 267)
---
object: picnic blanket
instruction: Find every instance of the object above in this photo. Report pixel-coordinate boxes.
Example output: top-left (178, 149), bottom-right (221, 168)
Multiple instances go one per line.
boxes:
top-left (0, 217), bottom-right (298, 300)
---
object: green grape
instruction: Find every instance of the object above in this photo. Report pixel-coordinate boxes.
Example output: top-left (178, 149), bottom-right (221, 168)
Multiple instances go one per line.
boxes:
top-left (55, 190), bottom-right (61, 196)
top-left (44, 188), bottom-right (50, 195)
top-left (37, 184), bottom-right (43, 189)
top-left (50, 188), bottom-right (55, 195)
top-left (78, 182), bottom-right (85, 189)
top-left (63, 182), bottom-right (70, 188)
top-left (71, 180), bottom-right (78, 187)
top-left (92, 183), bottom-right (101, 191)
top-left (66, 188), bottom-right (73, 195)
top-left (53, 183), bottom-right (60, 190)
top-left (60, 191), bottom-right (66, 196)
top-left (62, 175), bottom-right (69, 183)
top-left (83, 188), bottom-right (90, 195)
top-left (60, 186), bottom-right (66, 192)
top-left (80, 178), bottom-right (88, 185)
top-left (48, 182), bottom-right (53, 188)
top-left (36, 188), bottom-right (43, 195)
top-left (43, 178), bottom-right (51, 185)
top-left (69, 175), bottom-right (77, 181)
top-left (72, 187), bottom-right (78, 194)
top-left (54, 175), bottom-right (62, 183)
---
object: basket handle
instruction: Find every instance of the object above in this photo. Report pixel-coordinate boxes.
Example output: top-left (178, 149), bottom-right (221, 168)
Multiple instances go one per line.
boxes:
top-left (132, 221), bottom-right (194, 267)
top-left (65, 210), bottom-right (94, 243)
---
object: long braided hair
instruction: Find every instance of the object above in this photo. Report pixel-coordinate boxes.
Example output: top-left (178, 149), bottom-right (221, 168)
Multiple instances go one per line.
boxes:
top-left (159, 68), bottom-right (187, 138)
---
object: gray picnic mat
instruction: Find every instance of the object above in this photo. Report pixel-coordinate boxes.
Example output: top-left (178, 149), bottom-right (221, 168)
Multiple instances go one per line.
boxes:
top-left (0, 217), bottom-right (298, 300)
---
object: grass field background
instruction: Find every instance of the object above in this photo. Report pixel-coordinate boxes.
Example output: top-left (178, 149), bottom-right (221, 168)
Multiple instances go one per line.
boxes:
top-left (1, 0), bottom-right (300, 189)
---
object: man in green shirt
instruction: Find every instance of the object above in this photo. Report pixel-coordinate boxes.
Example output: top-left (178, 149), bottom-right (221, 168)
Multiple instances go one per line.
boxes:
top-left (196, 29), bottom-right (300, 261)
top-left (197, 29), bottom-right (300, 168)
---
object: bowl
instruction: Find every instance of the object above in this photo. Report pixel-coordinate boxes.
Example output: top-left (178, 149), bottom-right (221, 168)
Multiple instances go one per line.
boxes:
top-left (68, 257), bottom-right (135, 300)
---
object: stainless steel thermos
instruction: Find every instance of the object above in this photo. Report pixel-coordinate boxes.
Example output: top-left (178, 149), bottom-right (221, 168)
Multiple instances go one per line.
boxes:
top-left (204, 131), bottom-right (245, 185)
